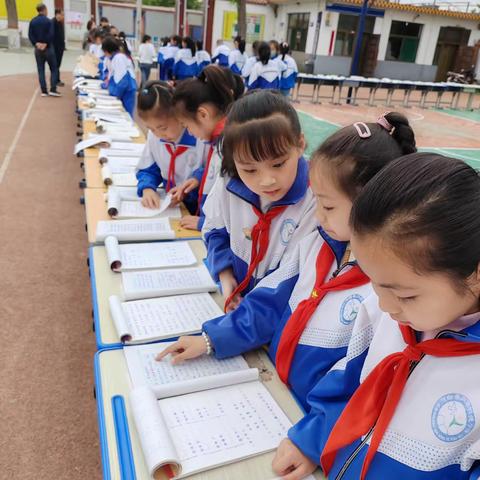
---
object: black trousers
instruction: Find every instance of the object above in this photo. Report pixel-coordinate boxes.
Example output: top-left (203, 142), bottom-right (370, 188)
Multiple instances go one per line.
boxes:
top-left (54, 47), bottom-right (64, 80)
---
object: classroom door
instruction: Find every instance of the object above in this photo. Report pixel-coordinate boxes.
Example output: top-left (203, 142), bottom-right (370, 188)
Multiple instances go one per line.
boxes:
top-left (435, 44), bottom-right (458, 81)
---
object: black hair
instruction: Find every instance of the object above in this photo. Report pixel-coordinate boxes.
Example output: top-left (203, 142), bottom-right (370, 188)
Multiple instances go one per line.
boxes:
top-left (311, 112), bottom-right (416, 200)
top-left (351, 153), bottom-right (480, 284)
top-left (101, 36), bottom-right (120, 54)
top-left (142, 34), bottom-right (151, 43)
top-left (280, 42), bottom-right (290, 61)
top-left (234, 36), bottom-right (246, 54)
top-left (137, 80), bottom-right (174, 118)
top-left (161, 36), bottom-right (169, 47)
top-left (173, 65), bottom-right (243, 119)
top-left (36, 3), bottom-right (46, 13)
top-left (92, 28), bottom-right (103, 40)
top-left (221, 90), bottom-right (302, 178)
top-left (119, 36), bottom-right (132, 57)
top-left (182, 36), bottom-right (196, 56)
top-left (119, 31), bottom-right (126, 39)
top-left (257, 42), bottom-right (271, 65)
top-left (54, 8), bottom-right (62, 15)
top-left (171, 35), bottom-right (182, 46)
top-left (252, 40), bottom-right (259, 55)
top-left (195, 40), bottom-right (203, 51)
top-left (100, 16), bottom-right (109, 24)
top-left (87, 20), bottom-right (95, 31)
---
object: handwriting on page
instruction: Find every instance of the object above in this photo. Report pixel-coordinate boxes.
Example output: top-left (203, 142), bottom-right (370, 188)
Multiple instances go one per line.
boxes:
top-left (122, 293), bottom-right (222, 338)
top-left (97, 218), bottom-right (172, 236)
top-left (160, 383), bottom-right (291, 468)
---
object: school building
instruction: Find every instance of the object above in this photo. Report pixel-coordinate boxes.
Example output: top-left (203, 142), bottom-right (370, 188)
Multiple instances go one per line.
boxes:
top-left (1, 0), bottom-right (479, 81)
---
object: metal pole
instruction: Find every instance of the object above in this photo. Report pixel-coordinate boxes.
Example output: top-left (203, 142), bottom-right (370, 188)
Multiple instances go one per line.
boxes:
top-left (136, 0), bottom-right (142, 47)
top-left (347, 0), bottom-right (369, 103)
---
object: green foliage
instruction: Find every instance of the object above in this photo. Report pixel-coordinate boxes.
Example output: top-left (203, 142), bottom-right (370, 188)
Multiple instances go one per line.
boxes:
top-left (142, 0), bottom-right (203, 9)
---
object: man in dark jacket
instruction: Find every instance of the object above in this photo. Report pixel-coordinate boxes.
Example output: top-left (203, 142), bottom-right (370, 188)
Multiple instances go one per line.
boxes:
top-left (28, 3), bottom-right (60, 97)
top-left (52, 8), bottom-right (66, 86)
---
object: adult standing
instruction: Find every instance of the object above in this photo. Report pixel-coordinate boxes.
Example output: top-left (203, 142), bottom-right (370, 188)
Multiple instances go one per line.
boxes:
top-left (52, 8), bottom-right (65, 87)
top-left (28, 3), bottom-right (60, 97)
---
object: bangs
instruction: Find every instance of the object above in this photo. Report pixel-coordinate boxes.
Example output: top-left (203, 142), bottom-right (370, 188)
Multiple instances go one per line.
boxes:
top-left (225, 114), bottom-right (299, 165)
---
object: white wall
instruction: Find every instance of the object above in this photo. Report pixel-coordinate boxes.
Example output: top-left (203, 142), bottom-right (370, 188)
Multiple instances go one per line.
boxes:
top-left (212, 0), bottom-right (274, 52)
top-left (64, 0), bottom-right (91, 42)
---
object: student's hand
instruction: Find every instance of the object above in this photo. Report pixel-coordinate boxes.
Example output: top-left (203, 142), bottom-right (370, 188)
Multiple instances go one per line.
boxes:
top-left (141, 188), bottom-right (161, 209)
top-left (219, 269), bottom-right (242, 312)
top-left (180, 215), bottom-right (200, 231)
top-left (155, 336), bottom-right (207, 364)
top-left (272, 438), bottom-right (317, 480)
top-left (170, 178), bottom-right (200, 204)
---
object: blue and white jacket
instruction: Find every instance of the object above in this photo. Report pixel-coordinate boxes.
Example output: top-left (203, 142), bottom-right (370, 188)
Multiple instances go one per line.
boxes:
top-left (107, 53), bottom-right (137, 117)
top-left (228, 49), bottom-right (248, 75)
top-left (203, 228), bottom-right (373, 410)
top-left (289, 294), bottom-right (480, 479)
top-left (173, 48), bottom-right (198, 80)
top-left (212, 45), bottom-right (231, 67)
top-left (157, 45), bottom-right (178, 81)
top-left (247, 60), bottom-right (283, 90)
top-left (136, 129), bottom-right (207, 214)
top-left (195, 50), bottom-right (211, 73)
top-left (202, 157), bottom-right (316, 292)
top-left (242, 55), bottom-right (257, 83)
top-left (280, 54), bottom-right (298, 90)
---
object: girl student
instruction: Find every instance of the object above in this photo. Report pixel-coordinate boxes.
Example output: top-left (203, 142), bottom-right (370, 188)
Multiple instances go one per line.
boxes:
top-left (156, 113), bottom-right (417, 418)
top-left (138, 34), bottom-right (156, 88)
top-left (275, 153), bottom-right (480, 480)
top-left (101, 36), bottom-right (137, 117)
top-left (173, 36), bottom-right (198, 80)
top-left (241, 40), bottom-right (259, 82)
top-left (195, 40), bottom-right (211, 74)
top-left (247, 41), bottom-right (284, 90)
top-left (135, 81), bottom-right (207, 215)
top-left (228, 35), bottom-right (248, 75)
top-left (170, 64), bottom-right (244, 231)
top-left (279, 42), bottom-right (298, 97)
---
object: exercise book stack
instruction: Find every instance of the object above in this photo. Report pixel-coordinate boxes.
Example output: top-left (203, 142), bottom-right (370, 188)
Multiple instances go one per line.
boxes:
top-left (72, 60), bottom-right (323, 480)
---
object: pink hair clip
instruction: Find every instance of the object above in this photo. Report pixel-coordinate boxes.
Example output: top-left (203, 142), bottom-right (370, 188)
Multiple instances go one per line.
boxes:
top-left (377, 113), bottom-right (393, 132)
top-left (353, 122), bottom-right (371, 138)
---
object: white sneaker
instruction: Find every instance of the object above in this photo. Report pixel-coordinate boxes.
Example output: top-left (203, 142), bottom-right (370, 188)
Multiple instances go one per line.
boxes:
top-left (41, 92), bottom-right (48, 97)
top-left (49, 91), bottom-right (62, 97)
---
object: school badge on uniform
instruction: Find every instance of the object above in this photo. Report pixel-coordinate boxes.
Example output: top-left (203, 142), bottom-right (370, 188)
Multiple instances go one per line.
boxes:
top-left (432, 393), bottom-right (475, 442)
top-left (243, 228), bottom-right (252, 240)
top-left (339, 294), bottom-right (364, 325)
top-left (280, 219), bottom-right (296, 246)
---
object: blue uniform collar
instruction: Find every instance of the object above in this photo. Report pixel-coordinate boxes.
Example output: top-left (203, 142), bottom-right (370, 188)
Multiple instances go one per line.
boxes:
top-left (159, 128), bottom-right (196, 148)
top-left (225, 156), bottom-right (309, 210)
top-left (317, 227), bottom-right (348, 268)
top-left (437, 319), bottom-right (480, 343)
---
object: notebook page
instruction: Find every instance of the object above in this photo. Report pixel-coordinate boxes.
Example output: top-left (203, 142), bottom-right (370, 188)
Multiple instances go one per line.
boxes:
top-left (99, 148), bottom-right (142, 159)
top-left (109, 142), bottom-right (145, 154)
top-left (124, 343), bottom-right (257, 398)
top-left (121, 265), bottom-right (217, 301)
top-left (73, 135), bottom-right (111, 154)
top-left (117, 293), bottom-right (222, 341)
top-left (95, 218), bottom-right (174, 242)
top-left (116, 201), bottom-right (181, 220)
top-left (103, 156), bottom-right (140, 169)
top-left (118, 241), bottom-right (197, 270)
top-left (159, 382), bottom-right (292, 478)
top-left (111, 173), bottom-right (138, 187)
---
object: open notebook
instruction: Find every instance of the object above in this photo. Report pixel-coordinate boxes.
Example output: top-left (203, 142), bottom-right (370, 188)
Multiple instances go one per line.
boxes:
top-left (109, 292), bottom-right (223, 343)
top-left (129, 357), bottom-right (292, 479)
top-left (95, 217), bottom-right (175, 242)
top-left (107, 190), bottom-right (181, 219)
top-left (74, 135), bottom-right (111, 154)
top-left (121, 264), bottom-right (218, 301)
top-left (99, 147), bottom-right (143, 162)
top-left (104, 237), bottom-right (197, 272)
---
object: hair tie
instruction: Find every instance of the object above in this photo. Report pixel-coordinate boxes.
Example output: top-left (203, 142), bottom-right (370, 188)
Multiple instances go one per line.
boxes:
top-left (142, 88), bottom-right (149, 94)
top-left (353, 122), bottom-right (371, 138)
top-left (377, 113), bottom-right (394, 132)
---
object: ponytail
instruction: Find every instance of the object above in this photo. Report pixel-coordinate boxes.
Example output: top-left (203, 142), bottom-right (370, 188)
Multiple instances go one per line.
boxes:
top-left (234, 36), bottom-right (246, 54)
top-left (257, 42), bottom-right (271, 65)
top-left (173, 65), bottom-right (244, 117)
top-left (280, 42), bottom-right (290, 61)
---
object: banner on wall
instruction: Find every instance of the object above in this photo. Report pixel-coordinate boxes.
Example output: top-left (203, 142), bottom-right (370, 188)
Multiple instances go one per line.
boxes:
top-left (222, 11), bottom-right (265, 43)
top-left (0, 0), bottom-right (37, 21)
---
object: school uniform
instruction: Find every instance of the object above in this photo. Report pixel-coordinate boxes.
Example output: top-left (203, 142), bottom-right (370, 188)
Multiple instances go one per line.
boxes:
top-left (212, 45), bottom-right (230, 67)
top-left (203, 228), bottom-right (372, 409)
top-left (242, 55), bottom-right (257, 83)
top-left (136, 129), bottom-right (207, 214)
top-left (202, 157), bottom-right (317, 300)
top-left (279, 54), bottom-right (298, 95)
top-left (289, 294), bottom-right (480, 479)
top-left (157, 45), bottom-right (178, 80)
top-left (173, 48), bottom-right (198, 80)
top-left (247, 60), bottom-right (283, 90)
top-left (107, 52), bottom-right (137, 117)
top-left (195, 49), bottom-right (211, 74)
top-left (138, 42), bottom-right (156, 87)
top-left (228, 49), bottom-right (248, 75)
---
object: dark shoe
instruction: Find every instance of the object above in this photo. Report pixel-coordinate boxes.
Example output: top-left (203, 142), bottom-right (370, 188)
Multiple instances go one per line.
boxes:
top-left (41, 92), bottom-right (48, 97)
top-left (57, 81), bottom-right (65, 87)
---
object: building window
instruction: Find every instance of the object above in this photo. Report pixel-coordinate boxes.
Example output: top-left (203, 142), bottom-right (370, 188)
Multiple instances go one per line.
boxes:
top-left (287, 13), bottom-right (310, 51)
top-left (386, 21), bottom-right (422, 62)
top-left (334, 14), bottom-right (375, 57)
